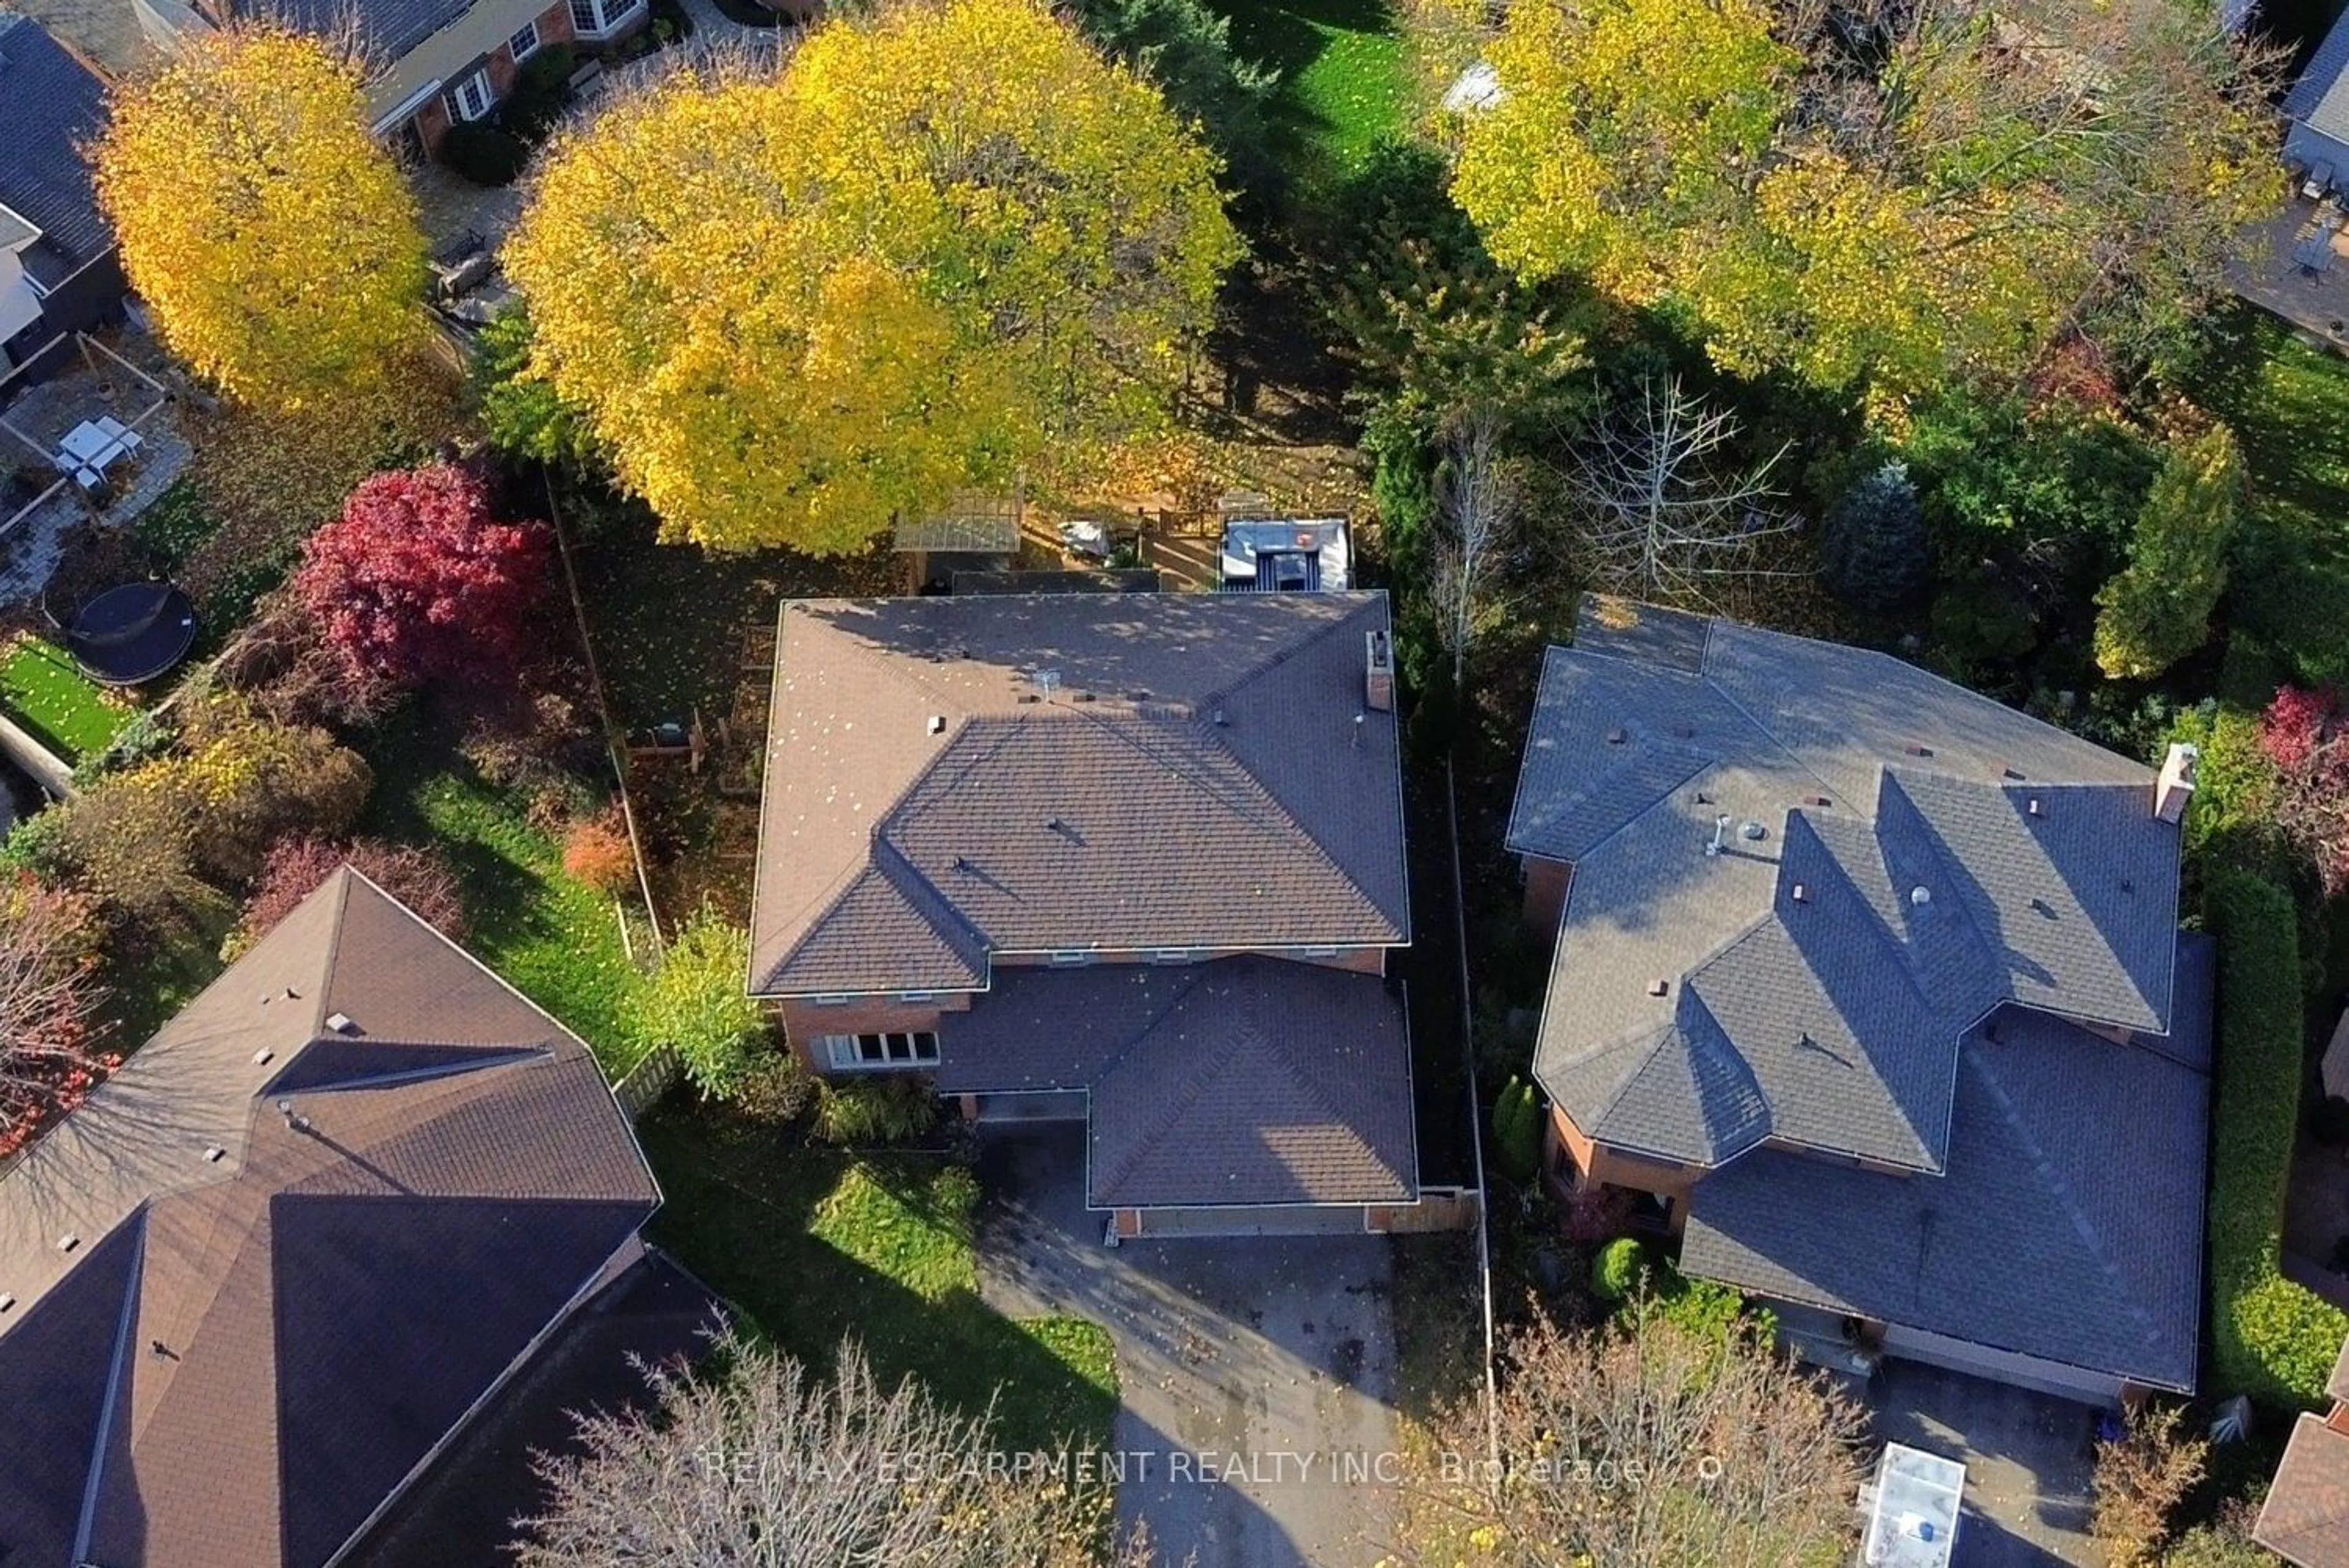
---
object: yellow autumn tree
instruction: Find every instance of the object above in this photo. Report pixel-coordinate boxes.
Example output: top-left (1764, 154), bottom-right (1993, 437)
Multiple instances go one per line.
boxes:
top-left (92, 26), bottom-right (430, 412)
top-left (505, 0), bottom-right (1241, 555)
top-left (1451, 0), bottom-right (2279, 411)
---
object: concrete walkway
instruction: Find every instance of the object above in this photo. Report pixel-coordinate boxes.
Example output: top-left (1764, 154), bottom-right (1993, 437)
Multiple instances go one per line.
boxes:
top-left (976, 1127), bottom-right (1403, 1568)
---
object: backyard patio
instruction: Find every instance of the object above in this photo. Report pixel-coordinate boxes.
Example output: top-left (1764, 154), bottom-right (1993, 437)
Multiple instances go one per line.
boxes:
top-left (0, 330), bottom-right (191, 605)
top-left (2230, 196), bottom-right (2349, 347)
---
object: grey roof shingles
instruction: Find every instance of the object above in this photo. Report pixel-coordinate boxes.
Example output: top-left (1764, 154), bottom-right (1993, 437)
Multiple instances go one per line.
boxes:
top-left (1680, 935), bottom-right (2212, 1391)
top-left (752, 592), bottom-right (1409, 997)
top-left (0, 868), bottom-right (659, 1568)
top-left (0, 13), bottom-right (112, 283)
top-left (1507, 600), bottom-right (2175, 1167)
top-left (1510, 599), bottom-right (2208, 1391)
top-left (930, 958), bottom-right (1417, 1209)
top-left (230, 0), bottom-right (473, 68)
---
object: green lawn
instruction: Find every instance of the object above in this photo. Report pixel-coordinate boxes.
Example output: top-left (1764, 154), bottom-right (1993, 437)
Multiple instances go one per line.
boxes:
top-left (360, 714), bottom-right (645, 1076)
top-left (0, 637), bottom-right (130, 762)
top-left (638, 1107), bottom-right (1119, 1455)
top-left (1216, 0), bottom-right (1411, 177)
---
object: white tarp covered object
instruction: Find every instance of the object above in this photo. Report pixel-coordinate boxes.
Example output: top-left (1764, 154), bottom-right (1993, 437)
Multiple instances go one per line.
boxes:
top-left (1862, 1443), bottom-right (1965, 1568)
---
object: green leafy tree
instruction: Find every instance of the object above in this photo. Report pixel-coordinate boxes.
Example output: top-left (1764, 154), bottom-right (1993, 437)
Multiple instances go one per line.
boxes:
top-left (2093, 425), bottom-right (2246, 680)
top-left (1818, 460), bottom-right (1930, 614)
top-left (624, 907), bottom-right (773, 1099)
top-left (472, 307), bottom-right (596, 468)
top-left (1067, 0), bottom-right (1277, 193)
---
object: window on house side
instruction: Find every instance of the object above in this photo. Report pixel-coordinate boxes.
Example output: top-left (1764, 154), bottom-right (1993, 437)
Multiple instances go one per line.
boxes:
top-left (508, 19), bottom-right (540, 59)
top-left (824, 1032), bottom-right (940, 1070)
top-left (448, 69), bottom-right (494, 123)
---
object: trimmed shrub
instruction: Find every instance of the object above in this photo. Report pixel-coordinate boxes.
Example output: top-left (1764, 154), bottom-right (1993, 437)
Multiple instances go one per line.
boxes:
top-left (1493, 1075), bottom-right (1542, 1183)
top-left (1652, 1266), bottom-right (1756, 1344)
top-left (1592, 1237), bottom-right (1647, 1302)
top-left (811, 1076), bottom-right (940, 1146)
top-left (442, 122), bottom-right (530, 187)
top-left (2204, 866), bottom-right (2349, 1405)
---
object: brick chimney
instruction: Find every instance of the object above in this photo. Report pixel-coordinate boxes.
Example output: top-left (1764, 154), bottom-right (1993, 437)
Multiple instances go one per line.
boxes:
top-left (2154, 741), bottom-right (2199, 824)
top-left (1365, 630), bottom-right (1393, 713)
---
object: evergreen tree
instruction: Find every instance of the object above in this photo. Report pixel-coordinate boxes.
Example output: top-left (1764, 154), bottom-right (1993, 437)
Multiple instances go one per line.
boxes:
top-left (1819, 460), bottom-right (1931, 614)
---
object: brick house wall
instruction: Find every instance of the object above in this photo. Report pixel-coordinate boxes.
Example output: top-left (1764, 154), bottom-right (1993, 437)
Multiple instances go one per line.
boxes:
top-left (1546, 1101), bottom-right (1699, 1229)
top-left (1522, 855), bottom-right (1572, 934)
top-left (404, 0), bottom-right (575, 158)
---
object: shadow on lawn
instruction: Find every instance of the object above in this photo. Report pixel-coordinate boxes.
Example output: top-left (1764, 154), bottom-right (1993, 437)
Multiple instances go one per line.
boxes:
top-left (636, 1105), bottom-right (1118, 1455)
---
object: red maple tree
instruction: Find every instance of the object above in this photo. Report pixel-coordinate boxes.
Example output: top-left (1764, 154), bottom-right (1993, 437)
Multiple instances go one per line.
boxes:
top-left (2262, 685), bottom-right (2349, 895)
top-left (237, 836), bottom-right (467, 951)
top-left (292, 463), bottom-right (552, 691)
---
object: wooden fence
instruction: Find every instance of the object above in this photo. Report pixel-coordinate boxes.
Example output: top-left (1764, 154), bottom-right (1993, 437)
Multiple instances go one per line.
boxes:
top-left (612, 1043), bottom-right (682, 1123)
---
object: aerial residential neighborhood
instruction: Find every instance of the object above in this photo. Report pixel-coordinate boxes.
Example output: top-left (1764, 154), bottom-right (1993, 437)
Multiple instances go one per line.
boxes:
top-left (4, 0), bottom-right (2349, 1562)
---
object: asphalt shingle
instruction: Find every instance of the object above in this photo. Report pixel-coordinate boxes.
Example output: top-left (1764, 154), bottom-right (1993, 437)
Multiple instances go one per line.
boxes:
top-left (0, 14), bottom-right (112, 281)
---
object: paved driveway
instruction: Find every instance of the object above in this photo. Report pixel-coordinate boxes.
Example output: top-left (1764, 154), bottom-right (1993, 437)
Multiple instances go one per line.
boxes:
top-left (976, 1127), bottom-right (1403, 1568)
top-left (1869, 1360), bottom-right (2101, 1567)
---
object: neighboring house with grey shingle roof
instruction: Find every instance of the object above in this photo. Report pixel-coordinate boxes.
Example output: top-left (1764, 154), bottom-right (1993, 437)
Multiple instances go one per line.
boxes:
top-left (2290, 7), bottom-right (2349, 190)
top-left (752, 592), bottom-right (1436, 1236)
top-left (0, 867), bottom-right (662, 1567)
top-left (2257, 1336), bottom-right (2349, 1566)
top-left (1505, 598), bottom-right (2211, 1405)
top-left (0, 14), bottom-right (128, 371)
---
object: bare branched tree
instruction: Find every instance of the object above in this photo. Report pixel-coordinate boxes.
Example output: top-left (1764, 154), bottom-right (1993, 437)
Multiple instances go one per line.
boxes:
top-left (1430, 409), bottom-right (1522, 689)
top-left (1395, 1310), bottom-right (1868, 1568)
top-left (514, 1329), bottom-right (1162, 1568)
top-left (1560, 377), bottom-right (1803, 608)
top-left (0, 877), bottom-right (111, 1158)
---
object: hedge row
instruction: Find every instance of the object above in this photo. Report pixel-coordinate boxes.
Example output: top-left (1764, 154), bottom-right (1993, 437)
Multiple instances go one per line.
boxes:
top-left (2205, 866), bottom-right (2349, 1406)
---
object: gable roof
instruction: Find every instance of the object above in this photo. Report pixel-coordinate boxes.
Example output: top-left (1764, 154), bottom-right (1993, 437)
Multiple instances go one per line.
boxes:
top-left (0, 14), bottom-right (113, 285)
top-left (929, 957), bottom-right (1418, 1208)
top-left (0, 868), bottom-right (659, 1568)
top-left (1506, 600), bottom-right (2175, 1169)
top-left (1680, 932), bottom-right (2213, 1391)
top-left (752, 592), bottom-right (1409, 996)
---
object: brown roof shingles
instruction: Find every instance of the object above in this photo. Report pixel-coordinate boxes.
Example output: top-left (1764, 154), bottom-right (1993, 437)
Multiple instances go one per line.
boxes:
top-left (932, 959), bottom-right (1417, 1208)
top-left (751, 592), bottom-right (1408, 995)
top-left (2258, 1409), bottom-right (2349, 1568)
top-left (0, 868), bottom-right (659, 1568)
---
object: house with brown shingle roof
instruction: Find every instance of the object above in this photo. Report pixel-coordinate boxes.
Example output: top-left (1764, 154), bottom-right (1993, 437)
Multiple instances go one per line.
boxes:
top-left (2257, 1337), bottom-right (2349, 1567)
top-left (751, 590), bottom-right (1430, 1236)
top-left (0, 866), bottom-right (661, 1568)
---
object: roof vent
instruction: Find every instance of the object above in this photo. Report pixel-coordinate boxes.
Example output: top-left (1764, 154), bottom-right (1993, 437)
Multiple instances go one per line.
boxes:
top-left (57, 1234), bottom-right (78, 1254)
top-left (927, 715), bottom-right (945, 735)
top-left (2002, 765), bottom-right (2026, 781)
top-left (203, 1146), bottom-right (225, 1163)
top-left (1016, 693), bottom-right (1041, 704)
top-left (952, 855), bottom-right (974, 873)
top-left (1791, 882), bottom-right (1809, 902)
top-left (283, 986), bottom-right (300, 1000)
top-left (1739, 819), bottom-right (1766, 841)
top-left (325, 1012), bottom-right (355, 1035)
top-left (1127, 689), bottom-right (1151, 702)
top-left (1071, 691), bottom-right (1097, 704)
top-left (1605, 726), bottom-right (1628, 745)
top-left (1808, 794), bottom-right (1833, 808)
top-left (1905, 743), bottom-right (1934, 757)
top-left (1910, 886), bottom-right (1932, 907)
top-left (1212, 707), bottom-right (1228, 726)
top-left (251, 1049), bottom-right (273, 1066)
top-left (2027, 797), bottom-right (2044, 817)
top-left (0, 1294), bottom-right (13, 1313)
top-left (1647, 978), bottom-right (1669, 997)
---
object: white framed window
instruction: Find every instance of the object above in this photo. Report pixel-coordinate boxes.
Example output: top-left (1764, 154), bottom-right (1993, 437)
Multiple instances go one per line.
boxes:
top-left (507, 18), bottom-right (541, 59)
top-left (899, 991), bottom-right (937, 1003)
top-left (569, 0), bottom-right (644, 36)
top-left (448, 69), bottom-right (494, 123)
top-left (823, 1032), bottom-right (940, 1071)
top-left (1148, 949), bottom-right (1200, 965)
top-left (1048, 950), bottom-right (1094, 967)
top-left (1296, 945), bottom-right (1342, 959)
top-left (807, 994), bottom-right (853, 1006)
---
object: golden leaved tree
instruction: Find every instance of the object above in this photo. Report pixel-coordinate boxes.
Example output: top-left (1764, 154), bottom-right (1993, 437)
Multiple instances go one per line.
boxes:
top-left (1452, 0), bottom-right (2279, 412)
top-left (504, 0), bottom-right (1241, 555)
top-left (91, 26), bottom-right (431, 411)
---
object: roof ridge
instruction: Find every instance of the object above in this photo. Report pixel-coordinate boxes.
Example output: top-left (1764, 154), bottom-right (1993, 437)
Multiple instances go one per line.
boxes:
top-left (1213, 594), bottom-right (1382, 708)
top-left (1089, 965), bottom-right (1213, 1082)
top-left (1093, 978), bottom-right (1245, 1196)
top-left (1080, 707), bottom-right (1396, 935)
